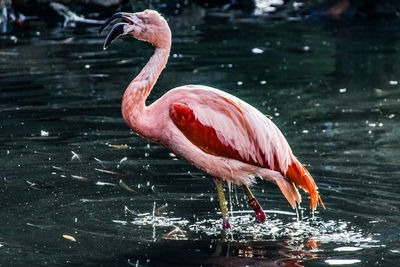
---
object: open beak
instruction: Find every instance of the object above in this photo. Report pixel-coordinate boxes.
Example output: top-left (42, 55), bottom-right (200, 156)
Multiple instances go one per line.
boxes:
top-left (98, 12), bottom-right (135, 50)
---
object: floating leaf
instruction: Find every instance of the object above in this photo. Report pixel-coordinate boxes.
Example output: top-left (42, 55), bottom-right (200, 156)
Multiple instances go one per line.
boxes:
top-left (62, 234), bottom-right (76, 242)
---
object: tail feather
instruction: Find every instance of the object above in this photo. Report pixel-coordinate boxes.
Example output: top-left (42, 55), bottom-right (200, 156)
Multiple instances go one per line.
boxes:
top-left (275, 178), bottom-right (301, 208)
top-left (285, 158), bottom-right (325, 211)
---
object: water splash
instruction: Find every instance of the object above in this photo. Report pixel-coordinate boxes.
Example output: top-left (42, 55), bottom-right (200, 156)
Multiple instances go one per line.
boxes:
top-left (188, 213), bottom-right (377, 247)
top-left (115, 202), bottom-right (376, 250)
top-left (295, 202), bottom-right (304, 221)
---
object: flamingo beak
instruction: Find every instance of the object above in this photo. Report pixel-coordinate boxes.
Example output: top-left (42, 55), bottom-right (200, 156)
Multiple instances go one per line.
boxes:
top-left (99, 12), bottom-right (135, 50)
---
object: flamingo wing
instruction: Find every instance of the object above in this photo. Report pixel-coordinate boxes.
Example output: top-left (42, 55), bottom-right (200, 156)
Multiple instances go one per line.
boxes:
top-left (169, 87), bottom-right (291, 173)
top-left (169, 86), bottom-right (324, 210)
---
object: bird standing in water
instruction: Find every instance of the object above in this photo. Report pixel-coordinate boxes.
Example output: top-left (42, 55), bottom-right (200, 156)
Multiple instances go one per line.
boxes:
top-left (99, 10), bottom-right (324, 229)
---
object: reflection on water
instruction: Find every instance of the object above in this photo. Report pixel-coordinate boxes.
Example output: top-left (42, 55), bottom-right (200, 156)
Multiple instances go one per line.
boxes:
top-left (1, 11), bottom-right (400, 266)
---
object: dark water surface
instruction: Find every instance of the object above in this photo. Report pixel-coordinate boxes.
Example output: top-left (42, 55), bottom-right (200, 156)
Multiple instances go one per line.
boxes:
top-left (1, 14), bottom-right (400, 266)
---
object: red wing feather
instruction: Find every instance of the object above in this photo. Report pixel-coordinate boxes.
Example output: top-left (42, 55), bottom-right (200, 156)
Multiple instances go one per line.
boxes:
top-left (170, 103), bottom-right (258, 165)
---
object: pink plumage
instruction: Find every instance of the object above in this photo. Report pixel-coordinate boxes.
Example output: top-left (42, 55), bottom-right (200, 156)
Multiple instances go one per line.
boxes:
top-left (100, 10), bottom-right (324, 228)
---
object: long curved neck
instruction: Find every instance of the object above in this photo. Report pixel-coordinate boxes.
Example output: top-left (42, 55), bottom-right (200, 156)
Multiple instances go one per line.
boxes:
top-left (122, 46), bottom-right (170, 130)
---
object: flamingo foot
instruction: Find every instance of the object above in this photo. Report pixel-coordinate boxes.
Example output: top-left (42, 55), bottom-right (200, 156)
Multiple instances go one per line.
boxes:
top-left (222, 218), bottom-right (231, 229)
top-left (242, 185), bottom-right (266, 223)
top-left (249, 197), bottom-right (266, 223)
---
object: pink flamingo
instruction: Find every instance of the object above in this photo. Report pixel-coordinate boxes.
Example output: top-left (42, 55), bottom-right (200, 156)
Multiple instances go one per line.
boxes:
top-left (99, 10), bottom-right (325, 229)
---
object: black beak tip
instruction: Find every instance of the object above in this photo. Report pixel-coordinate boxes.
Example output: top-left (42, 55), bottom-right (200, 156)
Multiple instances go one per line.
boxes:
top-left (103, 41), bottom-right (111, 50)
top-left (102, 23), bottom-right (125, 50)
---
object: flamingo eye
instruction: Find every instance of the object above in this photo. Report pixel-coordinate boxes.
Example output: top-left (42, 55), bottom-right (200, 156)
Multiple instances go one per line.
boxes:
top-left (144, 19), bottom-right (149, 24)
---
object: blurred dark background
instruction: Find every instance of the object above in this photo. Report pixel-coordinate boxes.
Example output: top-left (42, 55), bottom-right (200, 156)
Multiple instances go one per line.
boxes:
top-left (1, 0), bottom-right (400, 31)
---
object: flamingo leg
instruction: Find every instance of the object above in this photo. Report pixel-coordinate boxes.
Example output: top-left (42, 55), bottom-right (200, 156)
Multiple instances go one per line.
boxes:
top-left (213, 178), bottom-right (231, 229)
top-left (242, 185), bottom-right (266, 223)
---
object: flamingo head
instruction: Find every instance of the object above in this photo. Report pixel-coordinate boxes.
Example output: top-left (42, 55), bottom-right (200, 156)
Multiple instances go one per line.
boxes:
top-left (99, 10), bottom-right (171, 49)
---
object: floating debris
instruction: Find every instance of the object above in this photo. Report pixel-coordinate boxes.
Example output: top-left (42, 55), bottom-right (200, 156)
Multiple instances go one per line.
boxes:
top-left (96, 181), bottom-right (118, 187)
top-left (339, 88), bottom-right (347, 93)
top-left (26, 181), bottom-right (39, 190)
top-left (389, 80), bottom-right (398, 85)
top-left (26, 223), bottom-right (44, 229)
top-left (112, 220), bottom-right (128, 226)
top-left (40, 130), bottom-right (49, 137)
top-left (95, 168), bottom-right (126, 176)
top-left (127, 259), bottom-right (139, 267)
top-left (52, 166), bottom-right (65, 171)
top-left (80, 199), bottom-right (102, 203)
top-left (62, 234), bottom-right (76, 242)
top-left (325, 259), bottom-right (361, 265)
top-left (334, 246), bottom-right (363, 252)
top-left (119, 157), bottom-right (128, 164)
top-left (71, 175), bottom-right (89, 182)
top-left (71, 151), bottom-right (81, 161)
top-left (164, 226), bottom-right (187, 240)
top-left (125, 206), bottom-right (137, 216)
top-left (94, 157), bottom-right (104, 165)
top-left (119, 180), bottom-right (135, 192)
top-left (108, 144), bottom-right (129, 149)
top-left (251, 47), bottom-right (264, 54)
